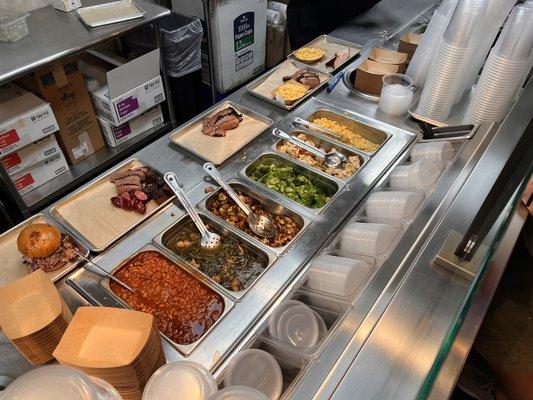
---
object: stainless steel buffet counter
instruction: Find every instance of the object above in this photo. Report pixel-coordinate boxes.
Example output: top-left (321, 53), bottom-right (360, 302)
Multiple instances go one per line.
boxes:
top-left (3, 0), bottom-right (532, 399)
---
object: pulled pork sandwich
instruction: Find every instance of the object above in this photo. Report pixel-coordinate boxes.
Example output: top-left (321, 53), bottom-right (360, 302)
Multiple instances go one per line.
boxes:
top-left (17, 223), bottom-right (77, 272)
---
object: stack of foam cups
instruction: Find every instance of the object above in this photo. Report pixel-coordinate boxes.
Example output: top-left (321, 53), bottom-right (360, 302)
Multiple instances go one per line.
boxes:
top-left (463, 4), bottom-right (533, 124)
top-left (406, 0), bottom-right (459, 87)
top-left (416, 0), bottom-right (488, 122)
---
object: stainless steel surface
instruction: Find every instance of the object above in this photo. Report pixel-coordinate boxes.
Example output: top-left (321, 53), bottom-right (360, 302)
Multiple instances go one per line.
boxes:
top-left (272, 128), bottom-right (347, 169)
top-left (272, 129), bottom-right (368, 182)
top-left (0, 0), bottom-right (170, 83)
top-left (49, 158), bottom-right (174, 253)
top-left (200, 180), bottom-right (310, 256)
top-left (164, 172), bottom-right (222, 250)
top-left (246, 61), bottom-right (332, 111)
top-left (203, 163), bottom-right (277, 239)
top-left (287, 35), bottom-right (363, 74)
top-left (73, 250), bottom-right (137, 294)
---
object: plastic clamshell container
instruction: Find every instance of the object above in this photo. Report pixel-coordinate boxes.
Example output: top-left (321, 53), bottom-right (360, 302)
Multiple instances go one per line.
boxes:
top-left (0, 9), bottom-right (29, 43)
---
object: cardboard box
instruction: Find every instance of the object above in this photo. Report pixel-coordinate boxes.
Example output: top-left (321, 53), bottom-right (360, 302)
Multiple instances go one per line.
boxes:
top-left (0, 83), bottom-right (59, 156)
top-left (171, 0), bottom-right (267, 93)
top-left (1, 134), bottom-right (61, 176)
top-left (98, 105), bottom-right (164, 148)
top-left (11, 151), bottom-right (69, 195)
top-left (82, 50), bottom-right (166, 125)
top-left (17, 57), bottom-right (105, 165)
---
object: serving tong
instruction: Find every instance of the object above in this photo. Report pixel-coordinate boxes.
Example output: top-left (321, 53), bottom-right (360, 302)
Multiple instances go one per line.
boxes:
top-left (203, 163), bottom-right (278, 238)
top-left (164, 172), bottom-right (222, 250)
top-left (418, 122), bottom-right (477, 140)
top-left (273, 128), bottom-right (347, 168)
top-left (293, 117), bottom-right (342, 139)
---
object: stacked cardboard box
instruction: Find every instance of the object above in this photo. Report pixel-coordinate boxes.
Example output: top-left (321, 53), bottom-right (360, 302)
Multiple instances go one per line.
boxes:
top-left (0, 83), bottom-right (69, 195)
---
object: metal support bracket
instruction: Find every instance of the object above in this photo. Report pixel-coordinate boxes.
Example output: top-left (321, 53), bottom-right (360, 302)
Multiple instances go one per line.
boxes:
top-left (433, 230), bottom-right (489, 280)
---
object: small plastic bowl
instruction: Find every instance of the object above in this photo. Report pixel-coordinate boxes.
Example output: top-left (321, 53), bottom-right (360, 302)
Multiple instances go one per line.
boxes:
top-left (223, 349), bottom-right (283, 400)
top-left (142, 361), bottom-right (218, 400)
top-left (275, 305), bottom-right (327, 348)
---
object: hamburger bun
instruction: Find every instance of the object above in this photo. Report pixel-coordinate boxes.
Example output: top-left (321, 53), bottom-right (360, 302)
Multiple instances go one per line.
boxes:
top-left (17, 223), bottom-right (61, 258)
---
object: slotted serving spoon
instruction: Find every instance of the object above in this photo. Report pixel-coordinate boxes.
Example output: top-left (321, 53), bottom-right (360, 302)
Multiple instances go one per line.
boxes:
top-left (203, 163), bottom-right (278, 238)
top-left (293, 117), bottom-right (342, 139)
top-left (164, 172), bottom-right (222, 250)
top-left (273, 128), bottom-right (347, 168)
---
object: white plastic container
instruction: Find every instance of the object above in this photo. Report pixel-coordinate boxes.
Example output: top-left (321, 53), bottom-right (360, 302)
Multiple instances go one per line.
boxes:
top-left (142, 361), bottom-right (217, 400)
top-left (0, 9), bottom-right (29, 43)
top-left (0, 365), bottom-right (122, 400)
top-left (274, 304), bottom-right (327, 348)
top-left (378, 73), bottom-right (415, 116)
top-left (209, 386), bottom-right (268, 400)
top-left (223, 349), bottom-right (283, 400)
top-left (410, 141), bottom-right (455, 162)
top-left (339, 221), bottom-right (400, 255)
top-left (388, 159), bottom-right (443, 189)
top-left (365, 191), bottom-right (424, 220)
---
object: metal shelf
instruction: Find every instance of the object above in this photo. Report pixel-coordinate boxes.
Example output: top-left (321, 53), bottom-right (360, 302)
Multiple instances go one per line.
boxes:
top-left (0, 0), bottom-right (170, 84)
top-left (18, 122), bottom-right (171, 214)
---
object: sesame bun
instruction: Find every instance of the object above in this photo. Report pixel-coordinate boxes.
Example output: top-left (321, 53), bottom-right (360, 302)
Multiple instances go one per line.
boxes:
top-left (17, 224), bottom-right (61, 258)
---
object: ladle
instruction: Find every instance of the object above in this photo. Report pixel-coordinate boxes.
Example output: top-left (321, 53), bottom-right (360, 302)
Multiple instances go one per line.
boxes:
top-left (272, 128), bottom-right (347, 168)
top-left (164, 172), bottom-right (222, 250)
top-left (203, 163), bottom-right (278, 238)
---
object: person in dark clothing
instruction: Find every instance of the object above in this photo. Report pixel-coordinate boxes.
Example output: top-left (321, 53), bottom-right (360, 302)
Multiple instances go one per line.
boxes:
top-left (287, 0), bottom-right (380, 49)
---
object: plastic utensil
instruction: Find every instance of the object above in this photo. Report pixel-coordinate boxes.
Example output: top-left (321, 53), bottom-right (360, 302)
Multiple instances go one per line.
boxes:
top-left (203, 163), bottom-right (277, 238)
top-left (164, 172), bottom-right (221, 250)
top-left (223, 349), bottom-right (283, 400)
top-left (272, 128), bottom-right (347, 168)
top-left (143, 361), bottom-right (217, 400)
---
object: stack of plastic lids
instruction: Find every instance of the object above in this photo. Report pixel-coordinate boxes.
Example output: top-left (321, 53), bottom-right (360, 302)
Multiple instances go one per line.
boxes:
top-left (454, 0), bottom-right (516, 103)
top-left (415, 0), bottom-right (488, 122)
top-left (0, 365), bottom-right (122, 400)
top-left (406, 0), bottom-right (459, 87)
top-left (463, 4), bottom-right (533, 124)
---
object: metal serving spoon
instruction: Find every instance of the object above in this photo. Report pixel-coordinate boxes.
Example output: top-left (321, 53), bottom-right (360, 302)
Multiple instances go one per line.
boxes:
top-left (272, 128), bottom-right (347, 168)
top-left (73, 250), bottom-right (136, 294)
top-left (293, 117), bottom-right (341, 139)
top-left (164, 172), bottom-right (222, 250)
top-left (203, 163), bottom-right (278, 238)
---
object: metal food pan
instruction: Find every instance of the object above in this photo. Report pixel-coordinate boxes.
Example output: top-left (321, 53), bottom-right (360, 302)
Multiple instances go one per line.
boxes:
top-left (241, 153), bottom-right (341, 214)
top-left (273, 130), bottom-right (370, 181)
top-left (49, 158), bottom-right (174, 253)
top-left (305, 109), bottom-right (390, 155)
top-left (246, 60), bottom-right (332, 111)
top-left (169, 100), bottom-right (273, 166)
top-left (200, 180), bottom-right (311, 256)
top-left (100, 243), bottom-right (234, 356)
top-left (0, 214), bottom-right (90, 286)
top-left (153, 213), bottom-right (277, 300)
top-left (288, 34), bottom-right (363, 74)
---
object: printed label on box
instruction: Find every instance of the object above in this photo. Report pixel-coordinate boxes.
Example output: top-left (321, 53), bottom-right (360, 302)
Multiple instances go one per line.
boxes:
top-left (116, 97), bottom-right (140, 118)
top-left (234, 12), bottom-right (255, 52)
top-left (14, 173), bottom-right (35, 191)
top-left (0, 129), bottom-right (20, 149)
top-left (1, 152), bottom-right (22, 170)
top-left (72, 141), bottom-right (89, 160)
top-left (113, 123), bottom-right (132, 140)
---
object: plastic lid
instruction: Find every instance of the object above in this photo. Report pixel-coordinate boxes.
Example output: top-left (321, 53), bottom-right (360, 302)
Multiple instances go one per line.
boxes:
top-left (0, 365), bottom-right (119, 400)
top-left (142, 361), bottom-right (217, 400)
top-left (209, 386), bottom-right (268, 400)
top-left (268, 300), bottom-right (305, 338)
top-left (223, 349), bottom-right (283, 400)
top-left (276, 305), bottom-right (320, 348)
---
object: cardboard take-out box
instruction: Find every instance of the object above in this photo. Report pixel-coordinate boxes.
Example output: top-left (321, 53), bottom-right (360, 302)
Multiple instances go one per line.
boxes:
top-left (17, 57), bottom-right (105, 165)
top-left (98, 105), bottom-right (164, 148)
top-left (11, 151), bottom-right (69, 195)
top-left (83, 49), bottom-right (166, 125)
top-left (1, 134), bottom-right (62, 176)
top-left (0, 83), bottom-right (59, 157)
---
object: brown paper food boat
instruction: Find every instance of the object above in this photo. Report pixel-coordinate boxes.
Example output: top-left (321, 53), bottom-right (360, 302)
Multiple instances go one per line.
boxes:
top-left (354, 60), bottom-right (401, 95)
